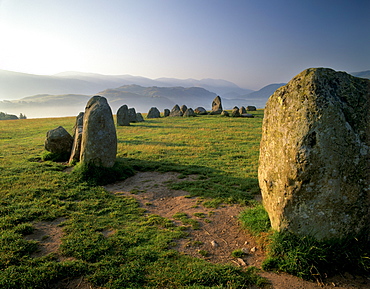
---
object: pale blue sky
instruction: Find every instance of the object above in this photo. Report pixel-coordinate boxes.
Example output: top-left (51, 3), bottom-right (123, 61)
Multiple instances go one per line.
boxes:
top-left (0, 0), bottom-right (368, 89)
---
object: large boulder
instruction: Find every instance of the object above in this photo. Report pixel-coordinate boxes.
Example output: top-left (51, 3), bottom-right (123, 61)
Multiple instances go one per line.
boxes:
top-left (80, 96), bottom-right (117, 168)
top-left (163, 109), bottom-right (170, 117)
top-left (210, 96), bottom-right (222, 115)
top-left (247, 105), bottom-right (257, 111)
top-left (231, 106), bottom-right (240, 117)
top-left (239, 106), bottom-right (247, 114)
top-left (258, 68), bottom-right (370, 240)
top-left (69, 112), bottom-right (84, 164)
top-left (169, 104), bottom-right (183, 117)
top-left (180, 105), bottom-right (188, 114)
top-left (136, 113), bottom-right (145, 122)
top-left (128, 108), bottom-right (137, 122)
top-left (195, 107), bottom-right (207, 115)
top-left (117, 105), bottom-right (130, 126)
top-left (183, 108), bottom-right (195, 117)
top-left (45, 126), bottom-right (73, 155)
top-left (147, 107), bottom-right (161, 118)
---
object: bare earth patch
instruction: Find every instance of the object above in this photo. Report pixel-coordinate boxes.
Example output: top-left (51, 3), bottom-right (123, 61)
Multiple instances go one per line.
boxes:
top-left (105, 171), bottom-right (370, 289)
top-left (25, 217), bottom-right (66, 258)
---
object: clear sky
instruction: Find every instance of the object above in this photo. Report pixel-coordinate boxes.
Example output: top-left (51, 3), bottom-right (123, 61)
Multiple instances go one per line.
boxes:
top-left (0, 0), bottom-right (369, 89)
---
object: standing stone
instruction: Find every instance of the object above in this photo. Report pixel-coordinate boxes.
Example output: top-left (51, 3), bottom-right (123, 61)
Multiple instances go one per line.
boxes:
top-left (221, 110), bottom-right (230, 117)
top-left (128, 108), bottom-right (137, 122)
top-left (80, 96), bottom-right (117, 168)
top-left (180, 105), bottom-right (188, 114)
top-left (247, 106), bottom-right (257, 111)
top-left (45, 126), bottom-right (73, 155)
top-left (136, 113), bottom-right (145, 122)
top-left (210, 96), bottom-right (223, 115)
top-left (69, 112), bottom-right (84, 164)
top-left (147, 107), bottom-right (161, 118)
top-left (169, 104), bottom-right (183, 117)
top-left (259, 68), bottom-right (370, 240)
top-left (117, 105), bottom-right (130, 126)
top-left (231, 106), bottom-right (240, 117)
top-left (183, 108), bottom-right (195, 117)
top-left (239, 106), bottom-right (247, 115)
top-left (163, 109), bottom-right (170, 117)
top-left (195, 107), bottom-right (207, 115)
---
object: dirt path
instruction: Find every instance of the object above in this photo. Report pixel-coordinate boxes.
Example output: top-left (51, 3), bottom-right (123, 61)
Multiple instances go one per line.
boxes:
top-left (105, 171), bottom-right (370, 289)
top-left (26, 171), bottom-right (370, 288)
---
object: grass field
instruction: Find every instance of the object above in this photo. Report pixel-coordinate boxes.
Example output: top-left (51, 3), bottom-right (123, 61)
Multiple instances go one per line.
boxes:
top-left (0, 111), bottom-right (267, 288)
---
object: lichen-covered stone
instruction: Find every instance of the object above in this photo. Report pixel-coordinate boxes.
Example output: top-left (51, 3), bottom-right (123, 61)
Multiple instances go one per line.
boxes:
top-left (170, 104), bottom-right (183, 117)
top-left (195, 107), bottom-right (207, 115)
top-left (180, 105), bottom-right (188, 114)
top-left (247, 106), bottom-right (256, 111)
top-left (239, 106), bottom-right (246, 114)
top-left (69, 112), bottom-right (84, 164)
top-left (231, 106), bottom-right (240, 117)
top-left (163, 109), bottom-right (170, 117)
top-left (259, 68), bottom-right (370, 240)
top-left (183, 108), bottom-right (195, 117)
top-left (45, 126), bottom-right (73, 155)
top-left (128, 108), bottom-right (137, 122)
top-left (136, 113), bottom-right (144, 122)
top-left (147, 107), bottom-right (160, 118)
top-left (221, 110), bottom-right (229, 117)
top-left (80, 96), bottom-right (117, 168)
top-left (210, 96), bottom-right (222, 115)
top-left (117, 105), bottom-right (130, 126)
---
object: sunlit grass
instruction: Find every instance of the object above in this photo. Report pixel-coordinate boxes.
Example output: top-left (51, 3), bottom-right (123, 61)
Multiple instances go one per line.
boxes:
top-left (0, 111), bottom-right (267, 288)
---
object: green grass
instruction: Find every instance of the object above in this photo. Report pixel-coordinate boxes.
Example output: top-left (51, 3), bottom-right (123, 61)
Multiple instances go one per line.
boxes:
top-left (262, 232), bottom-right (370, 281)
top-left (0, 113), bottom-right (267, 288)
top-left (239, 203), bottom-right (271, 236)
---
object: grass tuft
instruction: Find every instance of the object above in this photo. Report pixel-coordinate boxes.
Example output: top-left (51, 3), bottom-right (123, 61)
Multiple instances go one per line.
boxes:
top-left (239, 203), bottom-right (271, 235)
top-left (71, 159), bottom-right (134, 185)
top-left (262, 231), bottom-right (370, 281)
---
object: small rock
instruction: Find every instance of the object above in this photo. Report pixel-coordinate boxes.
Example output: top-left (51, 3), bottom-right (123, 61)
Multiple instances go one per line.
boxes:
top-left (211, 240), bottom-right (219, 247)
top-left (241, 248), bottom-right (249, 254)
top-left (237, 258), bottom-right (247, 266)
top-left (250, 246), bottom-right (257, 253)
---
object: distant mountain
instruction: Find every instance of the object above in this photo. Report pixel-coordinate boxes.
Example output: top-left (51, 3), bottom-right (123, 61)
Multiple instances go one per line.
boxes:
top-left (222, 83), bottom-right (286, 109)
top-left (0, 85), bottom-right (219, 118)
top-left (154, 77), bottom-right (253, 97)
top-left (0, 69), bottom-right (252, 101)
top-left (351, 70), bottom-right (370, 79)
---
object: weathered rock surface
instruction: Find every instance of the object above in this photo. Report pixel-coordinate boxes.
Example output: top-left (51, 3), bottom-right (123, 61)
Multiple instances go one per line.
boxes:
top-left (147, 107), bottom-right (161, 118)
top-left (180, 105), bottom-right (188, 114)
top-left (231, 106), bottom-right (240, 117)
top-left (45, 126), bottom-right (73, 155)
top-left (259, 68), bottom-right (370, 240)
top-left (136, 113), bottom-right (144, 122)
top-left (80, 96), bottom-right (117, 168)
top-left (210, 96), bottom-right (223, 115)
top-left (221, 110), bottom-right (229, 117)
top-left (128, 108), bottom-right (137, 122)
top-left (183, 108), bottom-right (195, 117)
top-left (239, 106), bottom-right (246, 114)
top-left (117, 105), bottom-right (130, 126)
top-left (194, 107), bottom-right (207, 115)
top-left (163, 109), bottom-right (170, 117)
top-left (69, 112), bottom-right (84, 163)
top-left (169, 104), bottom-right (183, 117)
top-left (247, 105), bottom-right (257, 111)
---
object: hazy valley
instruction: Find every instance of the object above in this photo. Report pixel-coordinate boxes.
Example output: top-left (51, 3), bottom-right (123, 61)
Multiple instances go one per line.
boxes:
top-left (0, 69), bottom-right (369, 118)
